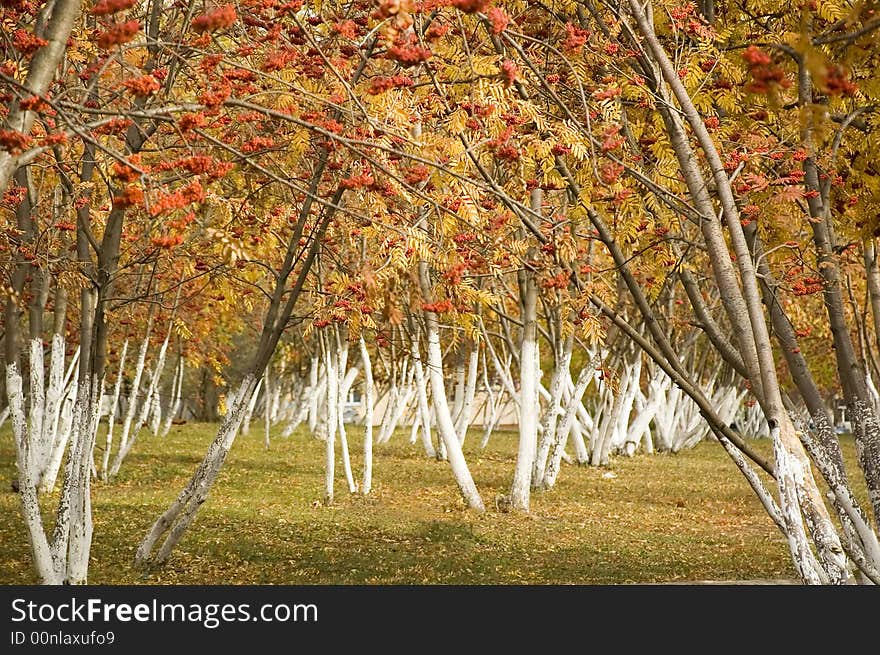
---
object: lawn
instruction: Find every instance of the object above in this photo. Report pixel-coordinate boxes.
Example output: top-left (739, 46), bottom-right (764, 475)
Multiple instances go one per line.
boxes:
top-left (2, 422), bottom-right (859, 584)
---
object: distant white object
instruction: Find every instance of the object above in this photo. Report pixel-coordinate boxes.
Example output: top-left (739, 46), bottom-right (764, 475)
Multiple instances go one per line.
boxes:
top-left (602, 471), bottom-right (618, 479)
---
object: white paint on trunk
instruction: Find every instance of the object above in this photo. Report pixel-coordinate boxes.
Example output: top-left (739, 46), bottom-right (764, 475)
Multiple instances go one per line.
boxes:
top-left (479, 350), bottom-right (498, 449)
top-left (117, 330), bottom-right (151, 457)
top-left (136, 375), bottom-right (257, 566)
top-left (159, 356), bottom-right (184, 438)
top-left (772, 426), bottom-right (827, 584)
top-left (359, 335), bottom-right (375, 495)
top-left (102, 339), bottom-right (129, 480)
top-left (450, 355), bottom-right (466, 430)
top-left (6, 363), bottom-right (60, 583)
top-left (66, 378), bottom-right (98, 584)
top-left (110, 330), bottom-right (170, 478)
top-left (455, 345), bottom-right (480, 445)
top-left (423, 316), bottom-right (485, 511)
top-left (39, 334), bottom-right (67, 486)
top-left (28, 339), bottom-right (46, 480)
top-left (307, 356), bottom-right (320, 435)
top-left (533, 336), bottom-right (573, 486)
top-left (336, 336), bottom-right (357, 493)
top-left (510, 280), bottom-right (538, 512)
top-left (263, 367), bottom-right (272, 450)
top-left (323, 336), bottom-right (338, 505)
top-left (544, 362), bottom-right (594, 489)
top-left (39, 360), bottom-right (79, 493)
top-left (241, 376), bottom-right (263, 437)
top-left (410, 335), bottom-right (436, 458)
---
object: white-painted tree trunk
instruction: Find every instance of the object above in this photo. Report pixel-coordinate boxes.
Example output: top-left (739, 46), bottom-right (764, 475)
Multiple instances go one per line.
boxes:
top-left (410, 332), bottom-right (437, 458)
top-left (116, 328), bottom-right (152, 463)
top-left (66, 377), bottom-right (99, 584)
top-left (335, 335), bottom-right (357, 494)
top-left (269, 362), bottom-right (283, 424)
top-left (450, 353), bottom-right (466, 430)
top-left (377, 358), bottom-right (411, 444)
top-left (377, 379), bottom-right (399, 444)
top-left (544, 362), bottom-right (594, 489)
top-left (533, 334), bottom-right (573, 486)
top-left (101, 339), bottom-right (128, 482)
top-left (307, 355), bottom-right (320, 435)
top-left (39, 350), bottom-right (81, 494)
top-left (593, 355), bottom-right (640, 464)
top-left (359, 335), bottom-right (375, 495)
top-left (322, 334), bottom-right (338, 505)
top-left (283, 377), bottom-right (312, 436)
top-left (37, 333), bottom-right (66, 486)
top-left (421, 316), bottom-right (485, 511)
top-left (479, 350), bottom-right (499, 449)
top-left (159, 356), bottom-right (184, 438)
top-left (136, 375), bottom-right (258, 566)
top-left (6, 363), bottom-right (61, 583)
top-left (149, 376), bottom-right (163, 437)
top-left (28, 339), bottom-right (46, 482)
top-left (455, 343), bottom-right (480, 445)
top-left (263, 366), bottom-right (272, 450)
top-left (377, 362), bottom-right (415, 445)
top-left (88, 377), bottom-right (105, 479)
top-left (510, 260), bottom-right (539, 512)
top-left (110, 328), bottom-right (170, 478)
top-left (241, 376), bottom-right (263, 437)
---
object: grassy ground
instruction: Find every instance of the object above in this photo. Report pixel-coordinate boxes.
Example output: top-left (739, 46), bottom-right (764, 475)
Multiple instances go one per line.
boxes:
top-left (2, 422), bottom-right (864, 585)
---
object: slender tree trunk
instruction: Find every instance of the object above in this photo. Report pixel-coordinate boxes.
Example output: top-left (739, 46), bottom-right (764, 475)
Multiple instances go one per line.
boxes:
top-left (409, 320), bottom-right (437, 458)
top-left (159, 354), bottom-right (184, 438)
top-left (242, 376), bottom-right (263, 437)
top-left (454, 339), bottom-right (480, 445)
top-left (510, 189), bottom-right (542, 512)
top-left (115, 316), bottom-right (153, 466)
top-left (6, 365), bottom-right (61, 583)
top-left (335, 332), bottom-right (357, 494)
top-left (418, 263), bottom-right (485, 512)
top-left (533, 332), bottom-right (573, 486)
top-left (321, 331), bottom-right (338, 505)
top-left (359, 335), bottom-right (375, 495)
top-left (621, 1), bottom-right (850, 582)
top-left (101, 339), bottom-right (128, 481)
top-left (544, 360), bottom-right (596, 489)
top-left (307, 355), bottom-right (320, 435)
top-left (110, 322), bottom-right (170, 478)
top-left (263, 365), bottom-right (272, 450)
top-left (135, 374), bottom-right (258, 567)
top-left (39, 346), bottom-right (79, 493)
top-left (38, 287), bottom-right (68, 487)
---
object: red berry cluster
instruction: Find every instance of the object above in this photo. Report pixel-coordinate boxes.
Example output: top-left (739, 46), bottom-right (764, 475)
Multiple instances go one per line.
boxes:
top-left (191, 5), bottom-right (237, 33)
top-left (0, 129), bottom-right (32, 154)
top-left (367, 75), bottom-right (414, 95)
top-left (12, 29), bottom-right (47, 55)
top-left (742, 45), bottom-right (790, 93)
top-left (95, 20), bottom-right (140, 49)
top-left (421, 299), bottom-right (454, 313)
top-left (122, 74), bottom-right (161, 97)
top-left (90, 0), bottom-right (136, 15)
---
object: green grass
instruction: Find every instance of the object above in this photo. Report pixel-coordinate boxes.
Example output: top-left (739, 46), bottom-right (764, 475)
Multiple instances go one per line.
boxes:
top-left (1, 422), bottom-right (864, 585)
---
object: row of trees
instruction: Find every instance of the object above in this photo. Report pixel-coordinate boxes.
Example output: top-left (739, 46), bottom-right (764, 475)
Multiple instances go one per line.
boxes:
top-left (2, 0), bottom-right (879, 583)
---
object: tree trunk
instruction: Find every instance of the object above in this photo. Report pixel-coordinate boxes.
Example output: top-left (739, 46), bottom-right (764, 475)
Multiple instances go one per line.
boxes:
top-left (359, 335), bottom-right (375, 495)
top-left (533, 332), bottom-right (573, 485)
top-left (418, 262), bottom-right (485, 511)
top-left (101, 339), bottom-right (129, 481)
top-left (510, 219), bottom-right (540, 512)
